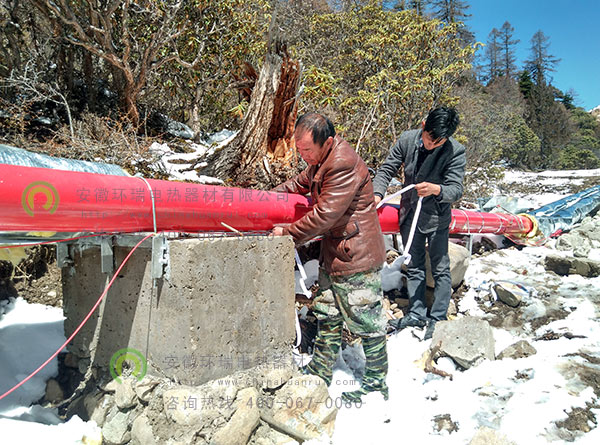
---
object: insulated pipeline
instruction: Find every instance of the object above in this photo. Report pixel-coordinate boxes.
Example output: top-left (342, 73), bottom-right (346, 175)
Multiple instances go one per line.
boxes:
top-left (0, 163), bottom-right (533, 236)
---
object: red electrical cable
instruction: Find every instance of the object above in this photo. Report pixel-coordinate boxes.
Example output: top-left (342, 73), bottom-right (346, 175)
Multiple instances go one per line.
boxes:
top-left (0, 232), bottom-right (156, 401)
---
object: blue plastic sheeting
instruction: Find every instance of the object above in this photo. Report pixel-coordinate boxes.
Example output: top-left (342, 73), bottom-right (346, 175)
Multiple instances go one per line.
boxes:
top-left (480, 195), bottom-right (537, 214)
top-left (528, 185), bottom-right (600, 236)
top-left (0, 144), bottom-right (128, 176)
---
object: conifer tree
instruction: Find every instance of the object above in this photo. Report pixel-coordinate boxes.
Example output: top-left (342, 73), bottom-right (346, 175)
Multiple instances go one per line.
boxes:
top-left (484, 28), bottom-right (500, 83)
top-left (524, 30), bottom-right (560, 85)
top-left (499, 21), bottom-right (519, 79)
top-left (431, 0), bottom-right (474, 43)
top-left (406, 0), bottom-right (429, 15)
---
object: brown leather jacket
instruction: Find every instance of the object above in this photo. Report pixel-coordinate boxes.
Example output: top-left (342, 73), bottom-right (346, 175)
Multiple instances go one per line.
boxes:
top-left (273, 135), bottom-right (386, 276)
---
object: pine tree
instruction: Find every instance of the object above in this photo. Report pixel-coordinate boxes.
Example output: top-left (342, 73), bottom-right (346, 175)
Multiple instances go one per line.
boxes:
top-left (431, 0), bottom-right (474, 43)
top-left (524, 30), bottom-right (560, 85)
top-left (499, 21), bottom-right (519, 79)
top-left (518, 70), bottom-right (534, 98)
top-left (431, 0), bottom-right (469, 22)
top-left (484, 28), bottom-right (501, 83)
top-left (406, 0), bottom-right (429, 15)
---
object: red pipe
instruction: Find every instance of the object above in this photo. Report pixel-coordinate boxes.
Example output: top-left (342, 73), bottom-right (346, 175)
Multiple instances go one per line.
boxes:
top-left (0, 164), bottom-right (533, 236)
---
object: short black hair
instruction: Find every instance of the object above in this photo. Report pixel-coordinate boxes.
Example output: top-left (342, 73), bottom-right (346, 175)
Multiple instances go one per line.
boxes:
top-left (295, 112), bottom-right (335, 146)
top-left (424, 106), bottom-right (460, 140)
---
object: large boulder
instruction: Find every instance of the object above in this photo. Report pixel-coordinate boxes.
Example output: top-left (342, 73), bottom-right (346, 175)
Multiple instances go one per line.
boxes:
top-left (212, 387), bottom-right (261, 445)
top-left (432, 317), bottom-right (495, 369)
top-left (545, 254), bottom-right (600, 278)
top-left (497, 340), bottom-right (537, 360)
top-left (271, 375), bottom-right (337, 440)
top-left (426, 241), bottom-right (470, 289)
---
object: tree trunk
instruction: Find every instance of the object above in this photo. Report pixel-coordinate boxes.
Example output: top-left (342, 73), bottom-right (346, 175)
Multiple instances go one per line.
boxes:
top-left (202, 47), bottom-right (301, 188)
top-left (83, 52), bottom-right (96, 112)
top-left (123, 83), bottom-right (140, 127)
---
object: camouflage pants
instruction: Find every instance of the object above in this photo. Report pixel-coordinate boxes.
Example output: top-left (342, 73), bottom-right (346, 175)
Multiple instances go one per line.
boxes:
top-left (312, 267), bottom-right (387, 338)
top-left (306, 267), bottom-right (388, 395)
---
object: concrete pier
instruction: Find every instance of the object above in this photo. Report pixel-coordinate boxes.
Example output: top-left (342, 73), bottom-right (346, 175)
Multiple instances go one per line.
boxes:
top-left (62, 236), bottom-right (296, 385)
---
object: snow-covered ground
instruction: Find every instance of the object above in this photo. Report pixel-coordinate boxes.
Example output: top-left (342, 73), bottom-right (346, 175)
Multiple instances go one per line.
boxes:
top-left (147, 129), bottom-right (236, 184)
top-left (0, 298), bottom-right (101, 443)
top-left (2, 167), bottom-right (600, 444)
top-left (327, 243), bottom-right (600, 445)
top-left (325, 168), bottom-right (600, 445)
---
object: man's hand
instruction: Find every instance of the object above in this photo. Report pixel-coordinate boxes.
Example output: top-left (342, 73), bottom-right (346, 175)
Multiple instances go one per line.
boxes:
top-left (272, 226), bottom-right (285, 236)
top-left (415, 182), bottom-right (441, 197)
top-left (374, 195), bottom-right (382, 205)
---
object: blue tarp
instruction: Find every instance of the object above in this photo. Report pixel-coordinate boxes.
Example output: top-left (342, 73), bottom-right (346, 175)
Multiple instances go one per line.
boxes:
top-left (528, 185), bottom-right (600, 236)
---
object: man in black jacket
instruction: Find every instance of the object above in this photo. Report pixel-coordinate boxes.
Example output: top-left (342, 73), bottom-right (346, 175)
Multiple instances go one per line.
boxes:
top-left (372, 107), bottom-right (466, 340)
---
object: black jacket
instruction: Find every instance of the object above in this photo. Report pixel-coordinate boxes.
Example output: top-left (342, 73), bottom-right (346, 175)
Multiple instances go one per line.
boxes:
top-left (373, 129), bottom-right (466, 233)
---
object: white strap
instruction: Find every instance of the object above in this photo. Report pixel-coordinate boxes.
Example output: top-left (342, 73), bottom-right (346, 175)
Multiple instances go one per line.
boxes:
top-left (137, 177), bottom-right (157, 234)
top-left (376, 184), bottom-right (422, 266)
top-left (293, 248), bottom-right (309, 349)
top-left (401, 196), bottom-right (423, 265)
top-left (376, 183), bottom-right (416, 209)
top-left (295, 249), bottom-right (311, 298)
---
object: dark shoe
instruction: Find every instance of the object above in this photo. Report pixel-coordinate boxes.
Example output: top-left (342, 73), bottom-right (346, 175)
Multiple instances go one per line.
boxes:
top-left (424, 320), bottom-right (437, 340)
top-left (394, 314), bottom-right (427, 330)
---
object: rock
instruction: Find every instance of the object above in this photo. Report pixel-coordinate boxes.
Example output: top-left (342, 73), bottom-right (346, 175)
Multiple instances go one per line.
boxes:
top-left (469, 426), bottom-right (516, 445)
top-left (545, 254), bottom-right (600, 278)
top-left (447, 299), bottom-right (458, 317)
top-left (256, 430), bottom-right (300, 445)
top-left (272, 375), bottom-right (337, 439)
top-left (47, 290), bottom-right (57, 298)
top-left (162, 387), bottom-right (219, 427)
top-left (426, 241), bottom-right (470, 289)
top-left (78, 357), bottom-right (90, 374)
top-left (573, 243), bottom-right (591, 258)
top-left (102, 410), bottom-right (131, 445)
top-left (44, 378), bottom-right (64, 403)
top-left (64, 352), bottom-right (79, 369)
top-left (261, 364), bottom-right (294, 390)
top-left (212, 387), bottom-right (260, 445)
top-left (106, 378), bottom-right (138, 410)
top-left (432, 317), bottom-right (495, 369)
top-left (84, 393), bottom-right (112, 427)
top-left (135, 378), bottom-right (159, 403)
top-left (497, 340), bottom-right (537, 360)
top-left (493, 282), bottom-right (522, 307)
top-left (544, 255), bottom-right (571, 275)
top-left (116, 379), bottom-right (137, 410)
top-left (131, 413), bottom-right (156, 445)
top-left (557, 223), bottom-right (600, 258)
top-left (433, 413), bottom-right (459, 434)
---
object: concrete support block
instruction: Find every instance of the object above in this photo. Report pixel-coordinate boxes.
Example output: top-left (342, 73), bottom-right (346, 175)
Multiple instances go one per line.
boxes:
top-left (63, 236), bottom-right (296, 385)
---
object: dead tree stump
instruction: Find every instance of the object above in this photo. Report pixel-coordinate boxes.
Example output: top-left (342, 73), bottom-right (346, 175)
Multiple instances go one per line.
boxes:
top-left (202, 43), bottom-right (301, 188)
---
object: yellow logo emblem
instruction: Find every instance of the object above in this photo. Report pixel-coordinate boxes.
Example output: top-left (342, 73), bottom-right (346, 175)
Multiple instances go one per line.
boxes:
top-left (21, 181), bottom-right (60, 216)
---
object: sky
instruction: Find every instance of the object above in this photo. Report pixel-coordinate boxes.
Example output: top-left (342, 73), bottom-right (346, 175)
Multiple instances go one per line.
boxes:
top-left (466, 0), bottom-right (600, 111)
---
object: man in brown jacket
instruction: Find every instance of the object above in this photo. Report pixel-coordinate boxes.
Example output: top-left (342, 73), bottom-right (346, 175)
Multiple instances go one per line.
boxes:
top-left (272, 113), bottom-right (389, 402)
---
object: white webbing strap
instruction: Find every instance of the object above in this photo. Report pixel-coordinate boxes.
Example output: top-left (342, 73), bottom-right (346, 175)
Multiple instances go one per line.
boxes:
top-left (377, 184), bottom-right (423, 269)
top-left (376, 183), bottom-right (416, 209)
top-left (293, 248), bottom-right (310, 349)
top-left (137, 176), bottom-right (158, 234)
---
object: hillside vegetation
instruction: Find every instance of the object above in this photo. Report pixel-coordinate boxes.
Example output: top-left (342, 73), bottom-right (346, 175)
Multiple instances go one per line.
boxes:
top-left (1, 0), bottom-right (599, 197)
